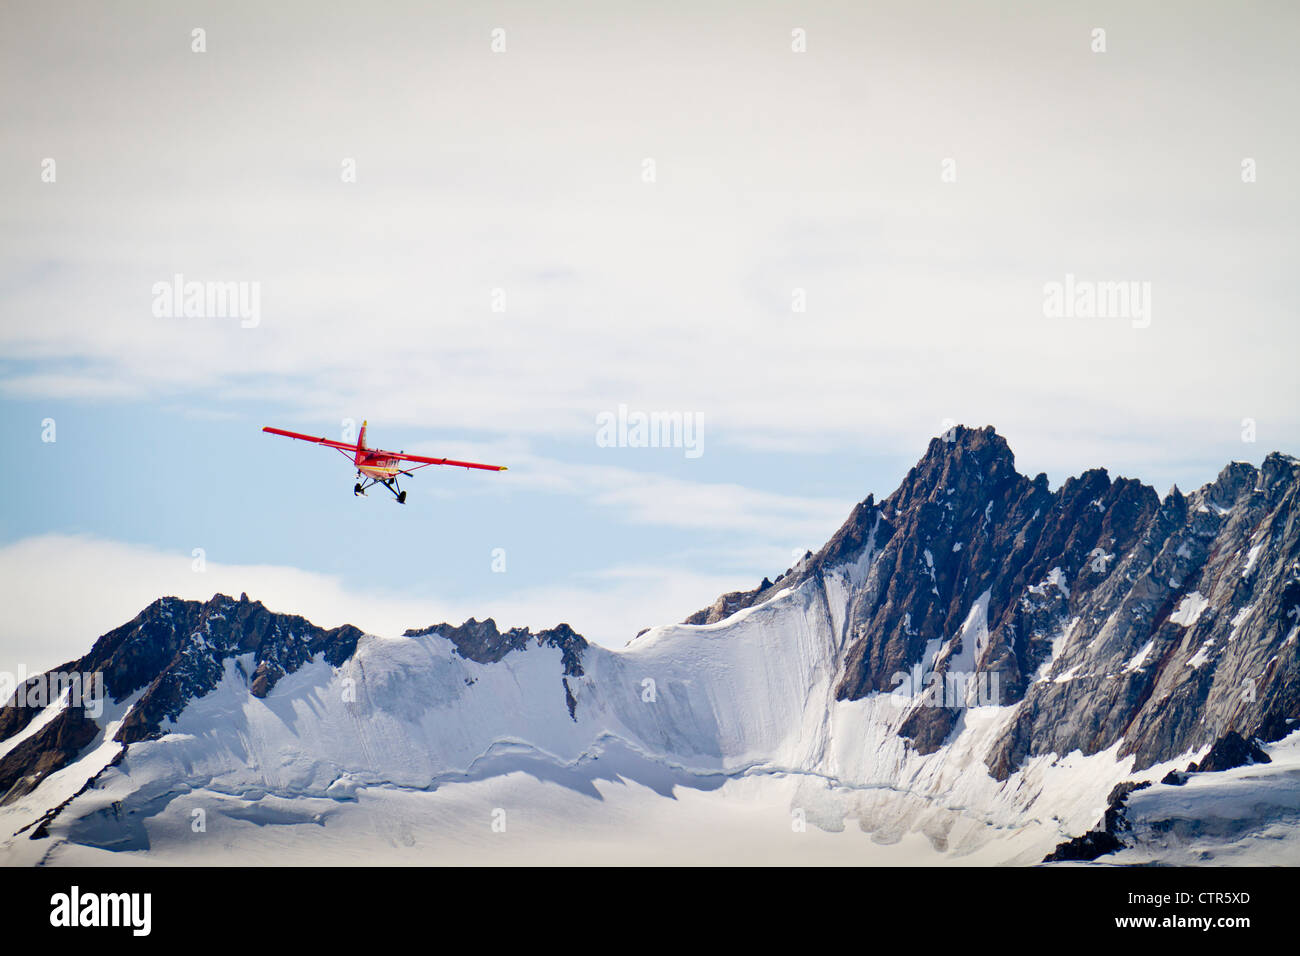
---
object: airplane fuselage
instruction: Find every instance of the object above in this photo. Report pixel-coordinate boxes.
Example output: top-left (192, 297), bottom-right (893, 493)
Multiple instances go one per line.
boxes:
top-left (356, 451), bottom-right (401, 479)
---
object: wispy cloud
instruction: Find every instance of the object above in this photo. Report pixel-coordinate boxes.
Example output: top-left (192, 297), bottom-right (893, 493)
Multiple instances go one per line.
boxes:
top-left (424, 445), bottom-right (853, 540)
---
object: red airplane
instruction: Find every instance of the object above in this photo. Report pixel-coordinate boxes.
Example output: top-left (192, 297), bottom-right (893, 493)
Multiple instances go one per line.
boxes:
top-left (263, 421), bottom-right (507, 503)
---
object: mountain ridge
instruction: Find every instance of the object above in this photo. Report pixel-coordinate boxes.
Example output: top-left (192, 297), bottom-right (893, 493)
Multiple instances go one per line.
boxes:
top-left (2, 425), bottom-right (1297, 863)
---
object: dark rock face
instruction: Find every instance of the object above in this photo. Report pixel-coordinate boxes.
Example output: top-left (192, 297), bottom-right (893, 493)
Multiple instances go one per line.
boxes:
top-left (830, 428), bottom-right (1194, 766)
top-left (681, 426), bottom-right (1300, 778)
top-left (403, 618), bottom-right (587, 678)
top-left (1189, 730), bottom-right (1271, 773)
top-left (112, 593), bottom-right (363, 743)
top-left (798, 427), bottom-right (1297, 778)
top-left (684, 581), bottom-right (783, 626)
top-left (1042, 780), bottom-right (1151, 862)
top-left (0, 707), bottom-right (99, 805)
top-left (0, 675), bottom-right (75, 745)
top-left (0, 593), bottom-right (363, 753)
top-left (977, 446), bottom-right (1299, 778)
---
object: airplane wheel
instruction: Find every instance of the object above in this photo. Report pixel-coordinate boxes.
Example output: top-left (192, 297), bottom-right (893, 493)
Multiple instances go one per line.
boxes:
top-left (397, 491), bottom-right (407, 504)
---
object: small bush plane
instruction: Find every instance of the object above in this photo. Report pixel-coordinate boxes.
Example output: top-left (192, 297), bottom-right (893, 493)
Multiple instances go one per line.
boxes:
top-left (263, 421), bottom-right (507, 503)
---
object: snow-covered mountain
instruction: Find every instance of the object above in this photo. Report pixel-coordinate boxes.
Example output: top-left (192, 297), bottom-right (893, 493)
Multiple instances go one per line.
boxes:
top-left (3, 426), bottom-right (1297, 865)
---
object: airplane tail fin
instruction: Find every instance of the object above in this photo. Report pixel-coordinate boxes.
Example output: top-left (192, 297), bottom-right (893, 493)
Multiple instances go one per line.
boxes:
top-left (355, 420), bottom-right (368, 462)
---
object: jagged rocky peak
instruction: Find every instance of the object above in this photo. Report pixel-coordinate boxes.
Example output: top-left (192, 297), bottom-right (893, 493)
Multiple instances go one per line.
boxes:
top-left (679, 423), bottom-right (1296, 782)
top-left (402, 617), bottom-right (588, 722)
top-left (0, 592), bottom-right (363, 788)
top-left (0, 594), bottom-right (341, 804)
top-left (685, 425), bottom-right (1123, 637)
top-left (817, 427), bottom-right (1298, 777)
top-left (404, 617), bottom-right (587, 678)
top-left (885, 425), bottom-right (1022, 513)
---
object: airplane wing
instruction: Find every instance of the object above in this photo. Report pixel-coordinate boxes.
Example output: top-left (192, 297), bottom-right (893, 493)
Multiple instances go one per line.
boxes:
top-left (262, 426), bottom-right (358, 451)
top-left (388, 450), bottom-right (508, 473)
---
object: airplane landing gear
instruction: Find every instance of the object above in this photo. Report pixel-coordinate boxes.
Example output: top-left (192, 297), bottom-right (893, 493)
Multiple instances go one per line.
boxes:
top-left (382, 478), bottom-right (407, 504)
top-left (354, 475), bottom-right (407, 503)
